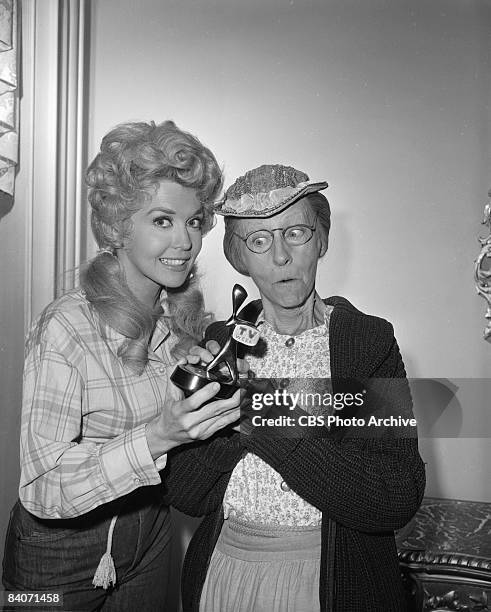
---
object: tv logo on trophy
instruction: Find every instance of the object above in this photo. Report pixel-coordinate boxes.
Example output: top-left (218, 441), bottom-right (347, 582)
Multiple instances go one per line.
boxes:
top-left (232, 323), bottom-right (260, 347)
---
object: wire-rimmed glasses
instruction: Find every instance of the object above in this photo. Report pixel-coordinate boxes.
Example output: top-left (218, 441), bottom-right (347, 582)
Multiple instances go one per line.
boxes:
top-left (233, 214), bottom-right (318, 254)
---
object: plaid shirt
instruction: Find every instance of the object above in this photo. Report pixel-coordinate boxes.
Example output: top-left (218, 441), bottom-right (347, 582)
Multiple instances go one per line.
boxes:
top-left (19, 289), bottom-right (172, 519)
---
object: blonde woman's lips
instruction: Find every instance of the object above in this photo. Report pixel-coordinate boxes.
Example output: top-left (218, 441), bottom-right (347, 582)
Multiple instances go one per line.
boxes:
top-left (159, 257), bottom-right (189, 270)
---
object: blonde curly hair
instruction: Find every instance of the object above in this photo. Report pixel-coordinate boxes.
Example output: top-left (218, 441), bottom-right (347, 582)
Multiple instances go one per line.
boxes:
top-left (81, 120), bottom-right (223, 374)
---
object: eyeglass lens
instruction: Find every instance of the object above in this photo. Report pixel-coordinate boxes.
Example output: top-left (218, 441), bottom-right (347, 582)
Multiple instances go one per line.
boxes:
top-left (246, 225), bottom-right (314, 253)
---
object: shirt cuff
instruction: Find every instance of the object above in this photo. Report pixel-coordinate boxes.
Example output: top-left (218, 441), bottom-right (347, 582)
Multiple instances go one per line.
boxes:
top-left (154, 453), bottom-right (167, 472)
top-left (98, 424), bottom-right (164, 496)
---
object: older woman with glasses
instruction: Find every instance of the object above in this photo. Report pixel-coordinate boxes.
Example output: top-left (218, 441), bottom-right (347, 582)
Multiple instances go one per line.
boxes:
top-left (164, 164), bottom-right (426, 612)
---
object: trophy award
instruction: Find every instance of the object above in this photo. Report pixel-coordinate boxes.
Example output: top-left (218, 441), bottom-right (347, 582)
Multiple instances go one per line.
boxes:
top-left (170, 284), bottom-right (260, 399)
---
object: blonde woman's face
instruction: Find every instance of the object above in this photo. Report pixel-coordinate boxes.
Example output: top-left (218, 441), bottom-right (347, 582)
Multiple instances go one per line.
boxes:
top-left (118, 180), bottom-right (203, 306)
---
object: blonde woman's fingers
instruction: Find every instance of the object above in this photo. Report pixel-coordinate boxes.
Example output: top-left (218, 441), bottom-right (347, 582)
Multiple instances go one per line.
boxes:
top-left (188, 345), bottom-right (215, 363)
top-left (205, 340), bottom-right (221, 355)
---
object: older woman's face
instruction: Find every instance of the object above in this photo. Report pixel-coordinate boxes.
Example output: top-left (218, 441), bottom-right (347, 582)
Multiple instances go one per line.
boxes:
top-left (238, 199), bottom-right (324, 311)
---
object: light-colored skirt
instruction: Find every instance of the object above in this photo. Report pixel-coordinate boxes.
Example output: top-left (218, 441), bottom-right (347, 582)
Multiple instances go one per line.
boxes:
top-left (199, 518), bottom-right (321, 612)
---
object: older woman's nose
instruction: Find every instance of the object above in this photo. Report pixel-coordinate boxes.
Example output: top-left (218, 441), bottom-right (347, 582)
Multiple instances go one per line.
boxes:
top-left (271, 234), bottom-right (292, 266)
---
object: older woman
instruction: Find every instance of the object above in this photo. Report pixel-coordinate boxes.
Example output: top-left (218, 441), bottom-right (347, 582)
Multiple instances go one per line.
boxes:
top-left (164, 164), bottom-right (426, 612)
top-left (2, 120), bottom-right (242, 611)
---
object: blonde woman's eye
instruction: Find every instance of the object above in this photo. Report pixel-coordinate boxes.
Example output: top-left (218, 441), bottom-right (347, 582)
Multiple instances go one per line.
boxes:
top-left (154, 217), bottom-right (172, 228)
top-left (188, 218), bottom-right (203, 230)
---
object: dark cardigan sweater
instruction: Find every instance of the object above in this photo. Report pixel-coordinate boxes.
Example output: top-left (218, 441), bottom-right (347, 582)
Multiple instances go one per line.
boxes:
top-left (163, 297), bottom-right (426, 612)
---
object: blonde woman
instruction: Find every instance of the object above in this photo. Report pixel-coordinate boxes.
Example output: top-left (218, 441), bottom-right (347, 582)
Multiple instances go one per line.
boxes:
top-left (2, 121), bottom-right (241, 611)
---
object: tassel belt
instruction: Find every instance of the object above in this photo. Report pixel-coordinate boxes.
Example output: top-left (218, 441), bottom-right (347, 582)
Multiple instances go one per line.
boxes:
top-left (92, 487), bottom-right (168, 590)
top-left (92, 514), bottom-right (118, 589)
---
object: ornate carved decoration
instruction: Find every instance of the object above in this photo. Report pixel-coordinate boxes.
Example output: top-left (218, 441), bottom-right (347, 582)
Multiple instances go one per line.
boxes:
top-left (423, 588), bottom-right (488, 611)
top-left (397, 498), bottom-right (491, 611)
top-left (475, 190), bottom-right (491, 342)
top-left (399, 550), bottom-right (491, 574)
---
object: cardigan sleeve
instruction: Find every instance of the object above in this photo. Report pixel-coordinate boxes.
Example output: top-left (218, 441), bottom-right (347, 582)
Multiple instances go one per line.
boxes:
top-left (161, 431), bottom-right (243, 517)
top-left (243, 335), bottom-right (426, 533)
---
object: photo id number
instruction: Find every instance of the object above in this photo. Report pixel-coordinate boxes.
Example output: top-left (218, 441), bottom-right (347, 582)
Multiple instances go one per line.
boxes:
top-left (0, 591), bottom-right (63, 607)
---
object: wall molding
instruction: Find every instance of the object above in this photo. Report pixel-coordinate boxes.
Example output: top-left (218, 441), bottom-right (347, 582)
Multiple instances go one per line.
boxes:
top-left (21, 0), bottom-right (90, 326)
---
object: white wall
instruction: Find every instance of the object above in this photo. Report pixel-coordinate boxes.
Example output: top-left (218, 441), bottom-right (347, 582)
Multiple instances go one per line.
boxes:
top-left (89, 0), bottom-right (491, 505)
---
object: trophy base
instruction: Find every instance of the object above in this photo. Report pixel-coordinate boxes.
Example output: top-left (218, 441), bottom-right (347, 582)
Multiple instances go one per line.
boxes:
top-left (170, 363), bottom-right (238, 399)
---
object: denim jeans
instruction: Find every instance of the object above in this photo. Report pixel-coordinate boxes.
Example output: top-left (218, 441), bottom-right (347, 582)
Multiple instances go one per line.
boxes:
top-left (2, 488), bottom-right (172, 612)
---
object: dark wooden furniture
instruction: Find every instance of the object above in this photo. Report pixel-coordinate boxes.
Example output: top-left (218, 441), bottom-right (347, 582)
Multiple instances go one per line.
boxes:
top-left (396, 497), bottom-right (491, 611)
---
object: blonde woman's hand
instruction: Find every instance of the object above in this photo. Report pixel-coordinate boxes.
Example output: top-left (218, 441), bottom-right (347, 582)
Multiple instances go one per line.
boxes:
top-left (187, 342), bottom-right (252, 435)
top-left (145, 358), bottom-right (242, 458)
top-left (187, 340), bottom-right (250, 377)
